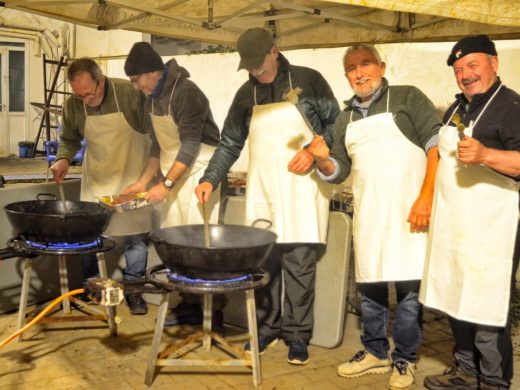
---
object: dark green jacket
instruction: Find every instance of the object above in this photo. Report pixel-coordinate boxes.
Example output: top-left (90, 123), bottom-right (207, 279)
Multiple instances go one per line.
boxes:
top-left (329, 78), bottom-right (441, 183)
top-left (201, 53), bottom-right (340, 188)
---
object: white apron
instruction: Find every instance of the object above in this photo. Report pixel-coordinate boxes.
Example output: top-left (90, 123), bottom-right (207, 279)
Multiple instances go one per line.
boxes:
top-left (150, 75), bottom-right (219, 227)
top-left (81, 80), bottom-right (150, 201)
top-left (420, 85), bottom-right (519, 327)
top-left (246, 77), bottom-right (330, 243)
top-left (346, 91), bottom-right (429, 282)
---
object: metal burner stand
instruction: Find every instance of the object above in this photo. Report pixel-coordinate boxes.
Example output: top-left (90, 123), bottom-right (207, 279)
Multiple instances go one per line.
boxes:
top-left (144, 265), bottom-right (269, 387)
top-left (10, 236), bottom-right (118, 340)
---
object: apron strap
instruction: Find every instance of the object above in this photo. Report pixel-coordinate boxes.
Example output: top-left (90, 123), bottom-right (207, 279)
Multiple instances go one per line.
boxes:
top-left (443, 84), bottom-right (503, 128)
top-left (152, 72), bottom-right (181, 116)
top-left (110, 79), bottom-right (121, 113)
top-left (444, 104), bottom-right (461, 125)
top-left (82, 78), bottom-right (120, 115)
top-left (471, 84), bottom-right (503, 128)
top-left (253, 71), bottom-right (293, 107)
top-left (348, 86), bottom-right (390, 122)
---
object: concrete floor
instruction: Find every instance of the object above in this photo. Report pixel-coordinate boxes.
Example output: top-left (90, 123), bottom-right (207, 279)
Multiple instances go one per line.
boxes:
top-left (0, 157), bottom-right (519, 390)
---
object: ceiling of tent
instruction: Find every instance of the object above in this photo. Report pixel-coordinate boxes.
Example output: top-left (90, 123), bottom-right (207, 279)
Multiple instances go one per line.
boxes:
top-left (2, 0), bottom-right (520, 49)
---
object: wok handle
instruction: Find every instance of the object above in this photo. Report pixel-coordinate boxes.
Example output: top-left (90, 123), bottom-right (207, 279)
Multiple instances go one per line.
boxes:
top-left (0, 247), bottom-right (19, 260)
top-left (36, 193), bottom-right (57, 200)
top-left (251, 218), bottom-right (273, 229)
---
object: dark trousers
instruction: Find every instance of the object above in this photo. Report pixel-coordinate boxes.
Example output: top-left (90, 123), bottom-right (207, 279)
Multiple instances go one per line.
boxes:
top-left (357, 280), bottom-right (422, 363)
top-left (448, 220), bottom-right (520, 390)
top-left (449, 316), bottom-right (512, 389)
top-left (255, 243), bottom-right (319, 341)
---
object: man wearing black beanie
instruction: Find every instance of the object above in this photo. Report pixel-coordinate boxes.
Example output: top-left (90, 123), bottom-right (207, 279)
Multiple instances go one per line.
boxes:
top-left (421, 34), bottom-right (520, 390)
top-left (123, 42), bottom-right (225, 329)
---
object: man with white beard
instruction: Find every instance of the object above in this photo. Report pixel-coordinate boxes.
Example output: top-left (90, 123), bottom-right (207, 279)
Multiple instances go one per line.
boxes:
top-left (307, 44), bottom-right (441, 390)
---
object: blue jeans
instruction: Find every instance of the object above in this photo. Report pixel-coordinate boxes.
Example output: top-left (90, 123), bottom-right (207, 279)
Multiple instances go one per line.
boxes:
top-left (81, 235), bottom-right (148, 281)
top-left (358, 280), bottom-right (422, 363)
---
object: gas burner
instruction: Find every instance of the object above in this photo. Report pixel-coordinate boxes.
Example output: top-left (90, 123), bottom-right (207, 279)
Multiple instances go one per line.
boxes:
top-left (7, 235), bottom-right (115, 256)
top-left (25, 239), bottom-right (103, 251)
top-left (167, 272), bottom-right (252, 284)
top-left (146, 264), bottom-right (270, 294)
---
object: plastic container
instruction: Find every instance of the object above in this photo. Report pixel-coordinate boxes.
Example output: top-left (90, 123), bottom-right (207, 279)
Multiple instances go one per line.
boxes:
top-left (18, 141), bottom-right (35, 158)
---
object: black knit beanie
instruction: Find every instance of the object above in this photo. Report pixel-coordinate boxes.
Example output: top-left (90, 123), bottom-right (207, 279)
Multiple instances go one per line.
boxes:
top-left (124, 42), bottom-right (164, 76)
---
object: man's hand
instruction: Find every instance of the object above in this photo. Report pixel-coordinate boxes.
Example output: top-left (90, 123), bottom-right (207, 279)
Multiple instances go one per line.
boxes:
top-left (306, 135), bottom-right (330, 162)
top-left (407, 193), bottom-right (433, 232)
top-left (288, 149), bottom-right (314, 173)
top-left (121, 181), bottom-right (147, 195)
top-left (195, 182), bottom-right (214, 204)
top-left (145, 183), bottom-right (170, 203)
top-left (50, 159), bottom-right (70, 183)
top-left (457, 136), bottom-right (489, 164)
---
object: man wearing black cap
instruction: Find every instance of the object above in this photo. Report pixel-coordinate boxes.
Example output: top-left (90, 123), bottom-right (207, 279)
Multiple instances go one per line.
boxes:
top-left (421, 35), bottom-right (520, 390)
top-left (50, 58), bottom-right (150, 315)
top-left (123, 42), bottom-right (225, 329)
top-left (195, 27), bottom-right (340, 365)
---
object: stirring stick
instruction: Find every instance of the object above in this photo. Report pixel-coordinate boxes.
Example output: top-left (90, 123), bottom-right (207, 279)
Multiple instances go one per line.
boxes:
top-left (202, 197), bottom-right (211, 248)
top-left (57, 183), bottom-right (68, 214)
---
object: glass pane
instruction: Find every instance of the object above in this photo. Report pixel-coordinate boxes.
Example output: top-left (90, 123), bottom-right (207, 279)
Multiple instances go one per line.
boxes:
top-left (9, 50), bottom-right (24, 112)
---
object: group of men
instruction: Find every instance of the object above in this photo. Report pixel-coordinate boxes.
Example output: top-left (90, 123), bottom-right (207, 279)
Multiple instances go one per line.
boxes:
top-left (51, 30), bottom-right (520, 390)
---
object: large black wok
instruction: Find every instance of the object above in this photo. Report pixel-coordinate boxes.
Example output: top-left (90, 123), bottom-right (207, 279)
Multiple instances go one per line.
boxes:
top-left (4, 200), bottom-right (113, 243)
top-left (150, 224), bottom-right (277, 280)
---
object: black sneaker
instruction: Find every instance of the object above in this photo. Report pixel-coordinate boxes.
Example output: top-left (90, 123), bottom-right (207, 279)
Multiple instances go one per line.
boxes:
top-left (164, 302), bottom-right (202, 326)
top-left (244, 334), bottom-right (279, 355)
top-left (287, 339), bottom-right (309, 365)
top-left (125, 293), bottom-right (148, 315)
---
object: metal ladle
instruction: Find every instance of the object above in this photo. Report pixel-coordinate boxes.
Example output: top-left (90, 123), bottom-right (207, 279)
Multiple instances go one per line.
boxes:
top-left (202, 197), bottom-right (211, 248)
top-left (57, 182), bottom-right (68, 215)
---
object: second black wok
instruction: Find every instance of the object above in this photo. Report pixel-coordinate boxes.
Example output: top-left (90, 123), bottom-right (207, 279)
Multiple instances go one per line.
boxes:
top-left (150, 224), bottom-right (277, 279)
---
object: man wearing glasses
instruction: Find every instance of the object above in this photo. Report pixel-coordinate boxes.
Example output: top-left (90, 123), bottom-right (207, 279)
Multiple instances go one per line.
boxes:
top-left (50, 57), bottom-right (151, 316)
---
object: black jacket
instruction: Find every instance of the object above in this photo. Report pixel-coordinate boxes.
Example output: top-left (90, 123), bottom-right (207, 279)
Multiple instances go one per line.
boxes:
top-left (201, 53), bottom-right (340, 188)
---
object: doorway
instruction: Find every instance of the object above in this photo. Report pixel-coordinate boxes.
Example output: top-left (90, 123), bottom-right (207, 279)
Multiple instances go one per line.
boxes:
top-left (0, 42), bottom-right (27, 156)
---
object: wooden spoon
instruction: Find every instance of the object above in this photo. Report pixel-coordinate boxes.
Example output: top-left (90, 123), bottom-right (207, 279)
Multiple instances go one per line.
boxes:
top-left (57, 182), bottom-right (68, 215)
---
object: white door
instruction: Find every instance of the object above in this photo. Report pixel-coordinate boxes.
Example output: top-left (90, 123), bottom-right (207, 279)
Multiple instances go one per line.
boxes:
top-left (0, 44), bottom-right (27, 157)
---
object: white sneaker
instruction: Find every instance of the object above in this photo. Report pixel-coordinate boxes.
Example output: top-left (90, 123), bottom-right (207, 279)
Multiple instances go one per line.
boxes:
top-left (337, 350), bottom-right (392, 378)
top-left (388, 361), bottom-right (415, 390)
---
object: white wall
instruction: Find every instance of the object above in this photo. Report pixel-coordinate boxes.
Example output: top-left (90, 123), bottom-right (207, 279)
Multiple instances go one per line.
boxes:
top-left (106, 38), bottom-right (520, 171)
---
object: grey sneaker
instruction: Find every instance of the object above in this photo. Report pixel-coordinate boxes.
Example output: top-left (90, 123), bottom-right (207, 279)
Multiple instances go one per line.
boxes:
top-left (244, 334), bottom-right (278, 355)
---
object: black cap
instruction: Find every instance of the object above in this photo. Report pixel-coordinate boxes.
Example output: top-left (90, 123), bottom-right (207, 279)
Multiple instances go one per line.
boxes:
top-left (237, 28), bottom-right (275, 71)
top-left (124, 42), bottom-right (164, 76)
top-left (447, 35), bottom-right (497, 66)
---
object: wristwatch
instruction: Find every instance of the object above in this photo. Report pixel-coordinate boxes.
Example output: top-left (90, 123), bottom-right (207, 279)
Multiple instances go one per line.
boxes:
top-left (163, 178), bottom-right (175, 190)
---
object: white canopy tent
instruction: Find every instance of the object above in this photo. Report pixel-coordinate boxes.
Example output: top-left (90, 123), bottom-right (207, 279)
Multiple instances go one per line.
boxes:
top-left (2, 0), bottom-right (520, 49)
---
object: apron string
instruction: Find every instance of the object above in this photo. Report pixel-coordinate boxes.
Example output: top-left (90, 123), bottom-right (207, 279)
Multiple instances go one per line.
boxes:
top-left (253, 71), bottom-right (293, 107)
top-left (110, 79), bottom-right (121, 113)
top-left (152, 72), bottom-right (181, 116)
top-left (82, 78), bottom-right (120, 115)
top-left (444, 104), bottom-right (461, 125)
top-left (472, 84), bottom-right (503, 128)
top-left (443, 84), bottom-right (503, 128)
top-left (348, 86), bottom-right (390, 122)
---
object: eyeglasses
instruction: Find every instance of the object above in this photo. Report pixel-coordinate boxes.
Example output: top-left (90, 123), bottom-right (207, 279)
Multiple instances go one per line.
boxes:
top-left (73, 82), bottom-right (99, 101)
top-left (129, 75), bottom-right (143, 84)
